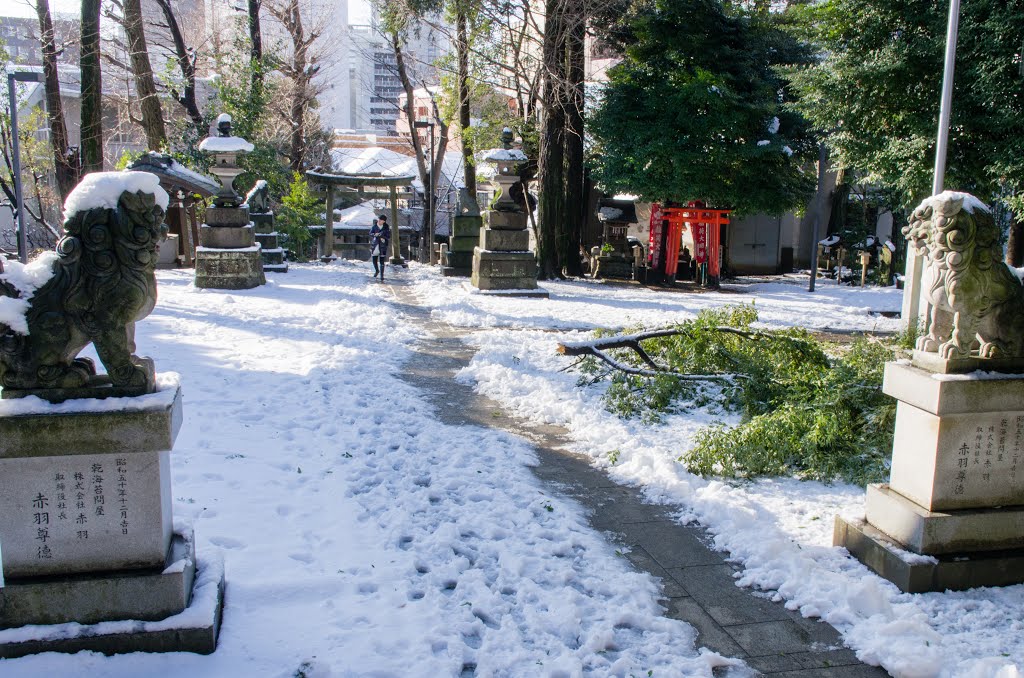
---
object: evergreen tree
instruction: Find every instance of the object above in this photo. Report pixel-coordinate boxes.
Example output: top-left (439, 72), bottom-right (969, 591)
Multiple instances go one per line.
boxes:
top-left (785, 0), bottom-right (1024, 260)
top-left (590, 0), bottom-right (816, 214)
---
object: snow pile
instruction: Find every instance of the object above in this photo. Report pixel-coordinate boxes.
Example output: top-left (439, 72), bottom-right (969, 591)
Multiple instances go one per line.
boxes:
top-left (921, 191), bottom-right (991, 215)
top-left (64, 171), bottom-right (169, 217)
top-left (198, 136), bottom-right (255, 153)
top-left (0, 251), bottom-right (58, 335)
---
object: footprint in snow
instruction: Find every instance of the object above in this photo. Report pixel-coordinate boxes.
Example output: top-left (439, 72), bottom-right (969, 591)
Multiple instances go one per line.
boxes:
top-left (208, 536), bottom-right (246, 550)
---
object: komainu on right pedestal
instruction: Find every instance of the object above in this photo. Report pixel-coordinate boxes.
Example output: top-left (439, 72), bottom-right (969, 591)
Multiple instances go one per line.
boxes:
top-left (835, 191), bottom-right (1024, 593)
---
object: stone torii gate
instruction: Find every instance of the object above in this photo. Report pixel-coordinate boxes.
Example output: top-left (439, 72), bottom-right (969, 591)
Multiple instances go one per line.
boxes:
top-left (305, 170), bottom-right (415, 264)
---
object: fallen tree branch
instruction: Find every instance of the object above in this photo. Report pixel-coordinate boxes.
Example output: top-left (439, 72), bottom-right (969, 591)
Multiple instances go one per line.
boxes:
top-left (557, 326), bottom-right (809, 381)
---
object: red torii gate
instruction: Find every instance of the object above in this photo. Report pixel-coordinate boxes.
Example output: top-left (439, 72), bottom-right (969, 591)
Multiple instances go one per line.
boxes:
top-left (648, 202), bottom-right (730, 285)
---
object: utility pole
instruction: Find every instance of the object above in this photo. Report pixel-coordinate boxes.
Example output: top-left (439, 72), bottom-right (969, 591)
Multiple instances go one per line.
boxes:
top-left (903, 0), bottom-right (960, 328)
top-left (8, 71), bottom-right (44, 263)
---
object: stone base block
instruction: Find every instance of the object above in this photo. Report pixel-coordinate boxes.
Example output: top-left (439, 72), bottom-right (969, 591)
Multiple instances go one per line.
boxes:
top-left (251, 212), bottom-right (275, 232)
top-left (882, 362), bottom-right (1024, 511)
top-left (472, 249), bottom-right (537, 279)
top-left (834, 516), bottom-right (1024, 593)
top-left (450, 235), bottom-right (479, 253)
top-left (441, 266), bottom-right (471, 278)
top-left (451, 216), bottom-right (483, 238)
top-left (912, 350), bottom-right (1024, 375)
top-left (264, 263), bottom-right (289, 273)
top-left (487, 211), bottom-right (527, 230)
top-left (195, 247), bottom-right (266, 290)
top-left (596, 257), bottom-right (634, 280)
top-left (0, 385), bottom-right (181, 577)
top-left (260, 246), bottom-right (285, 266)
top-left (480, 228), bottom-right (529, 251)
top-left (0, 544), bottom-right (225, 658)
top-left (199, 224), bottom-right (255, 249)
top-left (444, 251), bottom-right (473, 270)
top-left (461, 281), bottom-right (548, 297)
top-left (205, 205), bottom-right (250, 227)
top-left (865, 483), bottom-right (1024, 554)
top-left (1, 531), bottom-right (194, 628)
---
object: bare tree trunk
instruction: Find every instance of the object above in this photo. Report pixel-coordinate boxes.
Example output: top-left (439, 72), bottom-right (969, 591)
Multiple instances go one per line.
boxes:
top-left (153, 0), bottom-right (204, 136)
top-left (248, 0), bottom-right (264, 101)
top-left (287, 1), bottom-right (308, 172)
top-left (123, 0), bottom-right (166, 151)
top-left (455, 4), bottom-right (475, 197)
top-left (562, 7), bottom-right (585, 277)
top-left (392, 32), bottom-right (430, 243)
top-left (35, 0), bottom-right (76, 199)
top-left (537, 0), bottom-right (567, 279)
top-left (80, 0), bottom-right (103, 174)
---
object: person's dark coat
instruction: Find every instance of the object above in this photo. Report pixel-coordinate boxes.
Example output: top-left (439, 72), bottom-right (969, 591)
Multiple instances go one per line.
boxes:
top-left (370, 223), bottom-right (391, 255)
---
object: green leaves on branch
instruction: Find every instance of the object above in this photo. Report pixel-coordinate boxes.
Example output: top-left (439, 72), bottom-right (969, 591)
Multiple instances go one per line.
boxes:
top-left (276, 173), bottom-right (320, 261)
top-left (577, 305), bottom-right (898, 484)
top-left (784, 0), bottom-right (1024, 217)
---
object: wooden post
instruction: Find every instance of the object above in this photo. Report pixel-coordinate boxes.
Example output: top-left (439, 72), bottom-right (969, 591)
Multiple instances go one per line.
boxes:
top-left (323, 184), bottom-right (336, 261)
top-left (860, 251), bottom-right (871, 287)
top-left (389, 185), bottom-right (402, 264)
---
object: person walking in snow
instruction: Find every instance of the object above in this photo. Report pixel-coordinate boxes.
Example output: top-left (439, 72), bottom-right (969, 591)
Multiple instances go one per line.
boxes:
top-left (369, 214), bottom-right (391, 282)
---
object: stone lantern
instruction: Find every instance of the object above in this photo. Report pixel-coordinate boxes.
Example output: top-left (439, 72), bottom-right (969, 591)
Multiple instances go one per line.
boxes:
top-left (194, 113), bottom-right (265, 289)
top-left (470, 128), bottom-right (547, 296)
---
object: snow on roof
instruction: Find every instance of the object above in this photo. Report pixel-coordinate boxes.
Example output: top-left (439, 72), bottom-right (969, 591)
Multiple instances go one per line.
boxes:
top-left (64, 171), bottom-right (169, 218)
top-left (334, 201), bottom-right (380, 226)
top-left (199, 136), bottom-right (255, 153)
top-left (330, 147), bottom-right (467, 191)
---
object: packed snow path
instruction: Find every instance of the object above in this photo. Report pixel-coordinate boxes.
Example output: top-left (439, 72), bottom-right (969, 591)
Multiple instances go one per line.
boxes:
top-left (390, 282), bottom-right (888, 678)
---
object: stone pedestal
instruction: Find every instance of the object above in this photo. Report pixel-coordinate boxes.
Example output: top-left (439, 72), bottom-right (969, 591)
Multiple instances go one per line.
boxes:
top-left (470, 136), bottom-right (547, 297)
top-left (252, 210), bottom-right (288, 273)
top-left (835, 361), bottom-right (1024, 592)
top-left (195, 123), bottom-right (266, 289)
top-left (195, 246), bottom-right (266, 289)
top-left (442, 213), bottom-right (482, 277)
top-left (0, 383), bottom-right (223, 654)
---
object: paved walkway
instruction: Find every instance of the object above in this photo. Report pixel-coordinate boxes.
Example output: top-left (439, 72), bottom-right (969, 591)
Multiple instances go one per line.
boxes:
top-left (389, 280), bottom-right (889, 678)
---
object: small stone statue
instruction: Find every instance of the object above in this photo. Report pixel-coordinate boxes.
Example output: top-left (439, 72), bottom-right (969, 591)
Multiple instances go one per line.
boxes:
top-left (0, 174), bottom-right (167, 399)
top-left (246, 180), bottom-right (271, 214)
top-left (457, 187), bottom-right (480, 218)
top-left (904, 191), bottom-right (1024, 361)
top-left (217, 113), bottom-right (233, 137)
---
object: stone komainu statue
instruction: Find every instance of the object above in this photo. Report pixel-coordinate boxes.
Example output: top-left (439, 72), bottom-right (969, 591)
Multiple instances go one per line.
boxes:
top-left (246, 180), bottom-right (271, 213)
top-left (0, 187), bottom-right (166, 394)
top-left (904, 192), bottom-right (1024, 360)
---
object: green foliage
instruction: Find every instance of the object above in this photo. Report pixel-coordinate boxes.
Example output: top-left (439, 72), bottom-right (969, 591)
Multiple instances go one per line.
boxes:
top-left (276, 173), bottom-right (320, 261)
top-left (586, 305), bottom-right (898, 484)
top-left (589, 0), bottom-right (817, 215)
top-left (785, 0), bottom-right (1024, 217)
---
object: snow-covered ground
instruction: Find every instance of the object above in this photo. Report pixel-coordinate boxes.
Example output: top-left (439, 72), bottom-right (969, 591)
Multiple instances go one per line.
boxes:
top-left (1, 264), bottom-right (734, 678)
top-left (1, 261), bottom-right (1020, 678)
top-left (405, 268), bottom-right (1024, 678)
